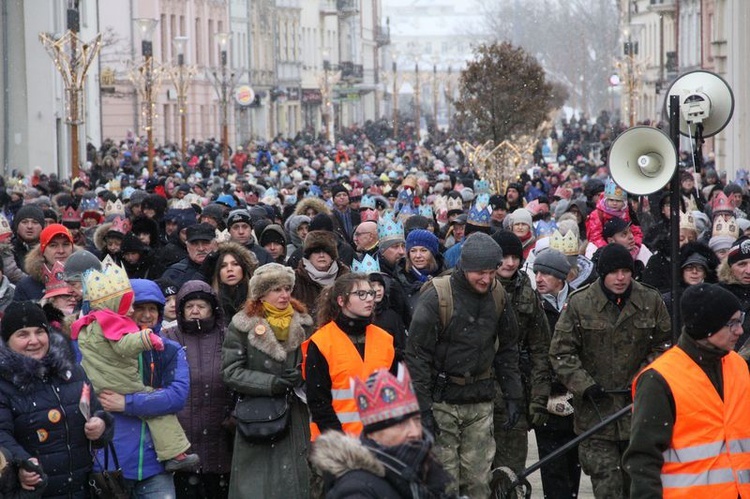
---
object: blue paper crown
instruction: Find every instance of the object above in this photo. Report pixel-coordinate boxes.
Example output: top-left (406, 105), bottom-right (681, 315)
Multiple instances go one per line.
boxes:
top-left (535, 219), bottom-right (559, 239)
top-left (351, 254), bottom-right (381, 274)
top-left (467, 204), bottom-right (492, 227)
top-left (378, 211), bottom-right (405, 242)
top-left (604, 178), bottom-right (626, 200)
top-left (474, 179), bottom-right (491, 195)
top-left (79, 198), bottom-right (100, 213)
top-left (360, 195), bottom-right (377, 210)
top-left (419, 205), bottom-right (433, 218)
top-left (474, 193), bottom-right (490, 211)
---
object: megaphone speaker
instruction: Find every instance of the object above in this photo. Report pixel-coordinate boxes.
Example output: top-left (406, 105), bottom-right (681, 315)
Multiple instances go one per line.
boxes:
top-left (665, 70), bottom-right (734, 138)
top-left (608, 126), bottom-right (677, 196)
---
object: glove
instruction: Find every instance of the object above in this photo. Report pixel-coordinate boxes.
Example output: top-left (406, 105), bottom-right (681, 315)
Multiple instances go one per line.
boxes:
top-left (271, 377), bottom-right (294, 395)
top-left (281, 368), bottom-right (302, 388)
top-left (529, 400), bottom-right (549, 427)
top-left (503, 399), bottom-right (522, 430)
top-left (147, 331), bottom-right (164, 352)
top-left (421, 411), bottom-right (439, 436)
top-left (583, 384), bottom-right (608, 401)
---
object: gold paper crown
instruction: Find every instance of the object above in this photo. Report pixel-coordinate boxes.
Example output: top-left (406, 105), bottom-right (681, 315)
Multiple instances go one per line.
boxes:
top-left (82, 255), bottom-right (132, 306)
top-left (105, 199), bottom-right (125, 217)
top-left (447, 196), bottom-right (463, 212)
top-left (106, 179), bottom-right (122, 193)
top-left (0, 214), bottom-right (11, 240)
top-left (713, 216), bottom-right (739, 238)
top-left (679, 210), bottom-right (696, 232)
top-left (170, 199), bottom-right (192, 210)
top-left (549, 230), bottom-right (579, 256)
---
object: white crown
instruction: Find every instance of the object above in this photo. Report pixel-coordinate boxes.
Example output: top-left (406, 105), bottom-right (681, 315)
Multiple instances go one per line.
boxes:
top-left (549, 229), bottom-right (579, 256)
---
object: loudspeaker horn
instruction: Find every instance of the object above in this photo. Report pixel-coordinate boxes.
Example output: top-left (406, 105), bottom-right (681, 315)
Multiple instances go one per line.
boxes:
top-left (665, 70), bottom-right (734, 138)
top-left (608, 126), bottom-right (677, 196)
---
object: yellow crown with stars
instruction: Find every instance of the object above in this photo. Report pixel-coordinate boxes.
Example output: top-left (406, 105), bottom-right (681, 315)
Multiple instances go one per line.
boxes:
top-left (82, 255), bottom-right (132, 306)
top-left (549, 230), bottom-right (579, 256)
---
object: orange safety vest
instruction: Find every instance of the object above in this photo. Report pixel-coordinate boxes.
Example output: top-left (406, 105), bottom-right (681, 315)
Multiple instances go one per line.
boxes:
top-left (633, 346), bottom-right (750, 498)
top-left (302, 321), bottom-right (395, 441)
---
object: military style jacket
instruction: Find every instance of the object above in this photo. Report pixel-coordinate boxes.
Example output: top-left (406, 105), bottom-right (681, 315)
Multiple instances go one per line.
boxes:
top-left (549, 278), bottom-right (671, 440)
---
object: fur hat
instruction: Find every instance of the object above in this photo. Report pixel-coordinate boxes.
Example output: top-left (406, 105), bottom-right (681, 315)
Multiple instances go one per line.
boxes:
top-left (304, 230), bottom-right (338, 260)
top-left (248, 263), bottom-right (296, 302)
top-left (681, 283), bottom-right (741, 340)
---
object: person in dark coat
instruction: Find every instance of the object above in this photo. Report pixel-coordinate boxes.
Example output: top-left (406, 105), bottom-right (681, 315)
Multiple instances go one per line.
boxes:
top-left (162, 223), bottom-right (217, 287)
top-left (0, 302), bottom-right (114, 498)
top-left (222, 263), bottom-right (314, 499)
top-left (10, 205), bottom-right (45, 273)
top-left (120, 232), bottom-right (157, 279)
top-left (226, 209), bottom-right (274, 266)
top-left (311, 366), bottom-right (456, 499)
top-left (368, 272), bottom-right (407, 361)
top-left (287, 213), bottom-right (356, 269)
top-left (164, 281), bottom-right (234, 499)
top-left (661, 241), bottom-right (719, 323)
top-left (200, 241), bottom-right (258, 320)
top-left (14, 225), bottom-right (76, 303)
top-left (717, 236), bottom-right (750, 350)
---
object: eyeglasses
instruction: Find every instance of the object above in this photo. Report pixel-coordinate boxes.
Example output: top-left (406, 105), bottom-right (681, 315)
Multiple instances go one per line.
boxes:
top-left (726, 312), bottom-right (746, 330)
top-left (348, 290), bottom-right (376, 300)
top-left (353, 231), bottom-right (374, 238)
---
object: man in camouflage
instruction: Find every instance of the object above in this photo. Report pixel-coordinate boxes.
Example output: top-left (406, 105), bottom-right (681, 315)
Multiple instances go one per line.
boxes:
top-left (492, 231), bottom-right (552, 474)
top-left (407, 233), bottom-right (523, 499)
top-left (550, 243), bottom-right (671, 498)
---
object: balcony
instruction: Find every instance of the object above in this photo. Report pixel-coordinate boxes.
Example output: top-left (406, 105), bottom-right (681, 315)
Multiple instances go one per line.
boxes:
top-left (340, 61), bottom-right (363, 83)
top-left (337, 0), bottom-right (359, 17)
top-left (647, 0), bottom-right (676, 14)
top-left (375, 25), bottom-right (390, 47)
top-left (319, 0), bottom-right (336, 15)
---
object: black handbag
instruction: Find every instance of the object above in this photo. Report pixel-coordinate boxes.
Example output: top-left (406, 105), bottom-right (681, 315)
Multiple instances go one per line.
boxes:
top-left (234, 395), bottom-right (291, 443)
top-left (89, 443), bottom-right (129, 499)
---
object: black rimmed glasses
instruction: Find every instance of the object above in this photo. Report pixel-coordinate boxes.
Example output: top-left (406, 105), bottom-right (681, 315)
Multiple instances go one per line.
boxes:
top-left (348, 290), bottom-right (376, 300)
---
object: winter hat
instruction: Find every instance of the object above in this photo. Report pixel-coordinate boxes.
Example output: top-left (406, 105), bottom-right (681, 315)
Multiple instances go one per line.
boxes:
top-left (681, 283), bottom-right (741, 340)
top-left (596, 243), bottom-right (634, 276)
top-left (2, 301), bottom-right (50, 342)
top-left (40, 224), bottom-right (73, 254)
top-left (460, 232), bottom-right (502, 272)
top-left (120, 232), bottom-right (149, 254)
top-left (155, 277), bottom-right (179, 299)
top-left (724, 183), bottom-right (744, 197)
top-left (352, 364), bottom-right (420, 433)
top-left (260, 224), bottom-right (286, 247)
top-left (331, 184), bottom-right (349, 198)
top-left (12, 205), bottom-right (45, 231)
top-left (681, 253), bottom-right (709, 270)
top-left (62, 250), bottom-right (102, 282)
top-left (201, 204), bottom-right (226, 223)
top-left (248, 262), bottom-right (296, 302)
top-left (533, 249), bottom-right (572, 281)
top-left (602, 217), bottom-right (631, 240)
top-left (509, 208), bottom-right (533, 228)
top-left (226, 209), bottom-right (253, 229)
top-left (303, 230), bottom-right (338, 260)
top-left (186, 223), bottom-right (216, 243)
top-left (491, 231), bottom-right (523, 259)
top-left (709, 235), bottom-right (735, 253)
top-left (403, 215), bottom-right (430, 236)
top-left (406, 229), bottom-right (439, 257)
top-left (309, 213), bottom-right (334, 232)
top-left (727, 237), bottom-right (750, 267)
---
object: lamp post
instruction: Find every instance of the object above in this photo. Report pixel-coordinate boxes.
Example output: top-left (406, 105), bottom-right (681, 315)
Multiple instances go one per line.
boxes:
top-left (323, 49), bottom-right (332, 143)
top-left (214, 32), bottom-right (233, 168)
top-left (445, 65), bottom-right (453, 132)
top-left (414, 63), bottom-right (421, 142)
top-left (432, 64), bottom-right (438, 134)
top-left (169, 36), bottom-right (195, 160)
top-left (133, 18), bottom-right (159, 175)
top-left (392, 61), bottom-right (398, 139)
top-left (39, 0), bottom-right (101, 179)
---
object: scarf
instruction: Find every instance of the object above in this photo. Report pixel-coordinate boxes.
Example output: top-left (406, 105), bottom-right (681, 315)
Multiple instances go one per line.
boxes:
top-left (596, 196), bottom-right (628, 219)
top-left (263, 302), bottom-right (294, 341)
top-left (303, 258), bottom-right (339, 287)
top-left (541, 284), bottom-right (570, 313)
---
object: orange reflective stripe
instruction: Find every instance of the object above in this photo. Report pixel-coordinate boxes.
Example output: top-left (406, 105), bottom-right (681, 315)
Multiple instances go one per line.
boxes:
top-left (635, 347), bottom-right (750, 498)
top-left (302, 321), bottom-right (395, 441)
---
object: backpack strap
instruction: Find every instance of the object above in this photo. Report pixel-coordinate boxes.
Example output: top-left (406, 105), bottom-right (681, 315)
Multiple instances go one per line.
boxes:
top-left (431, 275), bottom-right (453, 331)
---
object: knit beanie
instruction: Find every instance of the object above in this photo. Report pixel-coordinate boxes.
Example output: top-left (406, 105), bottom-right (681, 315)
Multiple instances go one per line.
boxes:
top-left (510, 208), bottom-right (533, 228)
top-left (460, 232), bottom-right (502, 271)
top-left (596, 243), bottom-right (635, 276)
top-left (226, 209), bottom-right (253, 229)
top-left (491, 231), bottom-right (523, 259)
top-left (331, 184), bottom-right (349, 198)
top-left (533, 249), bottom-right (572, 281)
top-left (62, 250), bottom-right (103, 282)
top-left (303, 230), bottom-right (338, 260)
top-left (13, 205), bottom-right (45, 232)
top-left (40, 224), bottom-right (74, 254)
top-left (681, 283), bottom-right (741, 340)
top-left (309, 213), bottom-right (334, 232)
top-left (248, 263), bottom-right (296, 302)
top-left (2, 301), bottom-right (50, 342)
top-left (709, 235), bottom-right (735, 253)
top-left (406, 229), bottom-right (439, 257)
top-left (727, 237), bottom-right (750, 267)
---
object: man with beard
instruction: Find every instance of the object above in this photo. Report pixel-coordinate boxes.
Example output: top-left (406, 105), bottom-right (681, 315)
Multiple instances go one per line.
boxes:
top-left (162, 223), bottom-right (217, 287)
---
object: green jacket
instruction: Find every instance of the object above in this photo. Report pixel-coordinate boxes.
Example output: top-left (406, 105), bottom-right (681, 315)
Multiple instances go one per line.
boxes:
top-left (549, 278), bottom-right (671, 439)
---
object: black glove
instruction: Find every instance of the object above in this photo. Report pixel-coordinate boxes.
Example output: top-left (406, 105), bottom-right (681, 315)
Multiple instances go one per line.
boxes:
top-left (281, 368), bottom-right (302, 388)
top-left (583, 384), bottom-right (608, 401)
top-left (503, 399), bottom-right (522, 430)
top-left (271, 377), bottom-right (294, 395)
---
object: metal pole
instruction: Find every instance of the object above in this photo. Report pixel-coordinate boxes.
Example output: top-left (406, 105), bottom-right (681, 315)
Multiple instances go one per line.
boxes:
top-left (446, 65), bottom-right (452, 131)
top-left (145, 44), bottom-right (154, 176)
top-left (415, 63), bottom-right (420, 142)
top-left (669, 94), bottom-right (681, 339)
top-left (432, 64), bottom-right (438, 133)
top-left (392, 61), bottom-right (398, 139)
top-left (221, 49), bottom-right (229, 168)
top-left (178, 55), bottom-right (187, 159)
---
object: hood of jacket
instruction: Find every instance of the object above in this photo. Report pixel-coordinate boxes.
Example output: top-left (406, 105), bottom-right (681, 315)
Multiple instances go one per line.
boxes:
top-left (294, 197), bottom-right (331, 217)
top-left (176, 280), bottom-right (224, 332)
top-left (93, 222), bottom-right (114, 251)
top-left (310, 431), bottom-right (385, 480)
top-left (285, 214), bottom-right (310, 248)
top-left (0, 331), bottom-right (76, 393)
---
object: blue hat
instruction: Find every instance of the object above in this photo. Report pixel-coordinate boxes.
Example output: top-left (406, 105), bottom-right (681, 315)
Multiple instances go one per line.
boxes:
top-left (406, 229), bottom-right (439, 257)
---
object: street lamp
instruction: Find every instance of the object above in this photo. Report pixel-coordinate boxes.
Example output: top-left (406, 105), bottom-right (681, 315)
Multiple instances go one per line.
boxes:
top-left (414, 63), bottom-right (421, 142)
top-left (432, 64), bottom-right (439, 134)
top-left (322, 49), bottom-right (332, 143)
top-left (208, 32), bottom-right (238, 169)
top-left (392, 61), bottom-right (398, 139)
top-left (169, 36), bottom-right (195, 160)
top-left (133, 18), bottom-right (159, 175)
top-left (39, 0), bottom-right (102, 179)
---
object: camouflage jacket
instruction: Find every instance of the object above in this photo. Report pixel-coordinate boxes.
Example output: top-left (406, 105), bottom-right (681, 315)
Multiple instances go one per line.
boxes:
top-left (549, 279), bottom-right (671, 439)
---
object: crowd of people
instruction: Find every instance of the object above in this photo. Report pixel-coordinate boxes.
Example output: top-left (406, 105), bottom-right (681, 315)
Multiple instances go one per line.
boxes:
top-left (0, 112), bottom-right (748, 499)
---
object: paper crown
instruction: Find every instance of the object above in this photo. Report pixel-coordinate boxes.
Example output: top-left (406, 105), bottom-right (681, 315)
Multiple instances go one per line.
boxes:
top-left (377, 212), bottom-right (405, 243)
top-left (553, 186), bottom-right (574, 200)
top-left (351, 254), bottom-right (381, 274)
top-left (105, 199), bottom-right (125, 217)
top-left (79, 198), bottom-right (101, 214)
top-left (109, 216), bottom-right (132, 235)
top-left (351, 364), bottom-right (420, 431)
top-left (713, 215), bottom-right (739, 238)
top-left (82, 255), bottom-right (132, 306)
top-left (396, 188), bottom-right (414, 207)
top-left (711, 191), bottom-right (733, 214)
top-left (360, 209), bottom-right (379, 222)
top-left (61, 205), bottom-right (81, 224)
top-left (604, 178), bottom-right (627, 201)
top-left (0, 214), bottom-right (11, 242)
top-left (418, 205), bottom-right (433, 219)
top-left (467, 204), bottom-right (492, 227)
top-left (43, 261), bottom-right (73, 299)
top-left (680, 210), bottom-right (697, 232)
top-left (535, 219), bottom-right (559, 239)
top-left (550, 230), bottom-right (579, 256)
top-left (105, 179), bottom-right (121, 193)
top-left (526, 198), bottom-right (550, 216)
top-left (474, 179), bottom-right (491, 195)
top-left (360, 195), bottom-right (377, 210)
top-left (474, 193), bottom-right (490, 211)
top-left (446, 196), bottom-right (463, 213)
